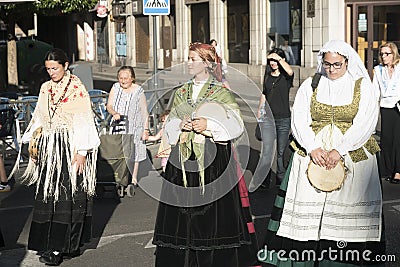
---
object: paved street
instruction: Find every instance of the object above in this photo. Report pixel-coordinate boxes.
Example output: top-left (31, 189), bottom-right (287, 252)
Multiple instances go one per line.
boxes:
top-left (0, 64), bottom-right (399, 266)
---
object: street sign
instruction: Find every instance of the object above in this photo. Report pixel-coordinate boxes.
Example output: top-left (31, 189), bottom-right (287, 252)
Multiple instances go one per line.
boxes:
top-left (143, 0), bottom-right (170, 16)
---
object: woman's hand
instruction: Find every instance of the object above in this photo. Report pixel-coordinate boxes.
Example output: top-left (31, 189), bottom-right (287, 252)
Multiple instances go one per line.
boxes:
top-left (180, 116), bottom-right (193, 131)
top-left (192, 117), bottom-right (207, 133)
top-left (325, 149), bottom-right (342, 170)
top-left (112, 113), bottom-right (121, 121)
top-left (142, 129), bottom-right (149, 141)
top-left (72, 153), bottom-right (86, 175)
top-left (267, 52), bottom-right (284, 62)
top-left (310, 147), bottom-right (328, 167)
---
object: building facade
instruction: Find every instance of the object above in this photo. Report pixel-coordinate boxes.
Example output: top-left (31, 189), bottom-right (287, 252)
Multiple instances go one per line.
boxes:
top-left (84, 0), bottom-right (400, 85)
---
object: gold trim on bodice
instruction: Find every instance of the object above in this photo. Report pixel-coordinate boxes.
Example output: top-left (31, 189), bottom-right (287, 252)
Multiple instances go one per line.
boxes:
top-left (291, 78), bottom-right (379, 162)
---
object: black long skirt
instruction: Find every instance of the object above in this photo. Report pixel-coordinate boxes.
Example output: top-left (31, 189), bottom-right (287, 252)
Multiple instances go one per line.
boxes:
top-left (27, 158), bottom-right (93, 254)
top-left (153, 140), bottom-right (260, 267)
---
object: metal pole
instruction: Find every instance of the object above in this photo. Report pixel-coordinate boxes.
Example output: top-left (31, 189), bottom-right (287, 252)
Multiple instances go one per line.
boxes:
top-left (33, 13), bottom-right (37, 37)
top-left (153, 15), bottom-right (158, 89)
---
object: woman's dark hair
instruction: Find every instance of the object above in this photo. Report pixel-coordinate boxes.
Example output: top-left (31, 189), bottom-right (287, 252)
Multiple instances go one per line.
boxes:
top-left (209, 39), bottom-right (217, 45)
top-left (44, 48), bottom-right (69, 67)
top-left (117, 66), bottom-right (136, 83)
top-left (267, 48), bottom-right (287, 75)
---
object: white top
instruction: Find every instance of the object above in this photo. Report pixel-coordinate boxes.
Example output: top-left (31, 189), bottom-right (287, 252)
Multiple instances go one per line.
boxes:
top-left (373, 64), bottom-right (400, 108)
top-left (165, 82), bottom-right (244, 144)
top-left (291, 72), bottom-right (379, 156)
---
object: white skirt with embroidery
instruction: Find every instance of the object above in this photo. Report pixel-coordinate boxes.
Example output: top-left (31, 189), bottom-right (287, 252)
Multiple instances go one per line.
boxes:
top-left (277, 124), bottom-right (382, 242)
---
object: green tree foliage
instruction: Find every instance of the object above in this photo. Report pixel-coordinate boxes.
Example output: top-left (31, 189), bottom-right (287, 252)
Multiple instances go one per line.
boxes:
top-left (0, 0), bottom-right (97, 19)
top-left (34, 0), bottom-right (98, 15)
top-left (0, 0), bottom-right (97, 35)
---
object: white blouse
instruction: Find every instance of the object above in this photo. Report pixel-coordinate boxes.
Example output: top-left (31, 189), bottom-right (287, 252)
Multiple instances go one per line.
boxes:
top-left (373, 64), bottom-right (400, 108)
top-left (291, 72), bottom-right (379, 156)
top-left (165, 81), bottom-right (244, 145)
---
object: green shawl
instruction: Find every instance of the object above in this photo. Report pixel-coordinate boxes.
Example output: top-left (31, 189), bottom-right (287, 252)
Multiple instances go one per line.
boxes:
top-left (169, 76), bottom-right (241, 192)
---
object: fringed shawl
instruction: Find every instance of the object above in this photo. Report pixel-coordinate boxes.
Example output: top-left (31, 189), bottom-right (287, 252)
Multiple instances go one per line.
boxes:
top-left (11, 71), bottom-right (100, 202)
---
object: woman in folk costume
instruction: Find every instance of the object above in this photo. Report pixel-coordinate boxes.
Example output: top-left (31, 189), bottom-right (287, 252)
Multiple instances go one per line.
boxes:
top-left (259, 40), bottom-right (385, 266)
top-left (152, 42), bottom-right (260, 267)
top-left (13, 48), bottom-right (100, 266)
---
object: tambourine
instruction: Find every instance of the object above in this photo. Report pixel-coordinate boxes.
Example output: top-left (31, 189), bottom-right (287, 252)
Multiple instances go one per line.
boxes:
top-left (28, 127), bottom-right (43, 161)
top-left (307, 160), bottom-right (347, 192)
top-left (192, 102), bottom-right (228, 121)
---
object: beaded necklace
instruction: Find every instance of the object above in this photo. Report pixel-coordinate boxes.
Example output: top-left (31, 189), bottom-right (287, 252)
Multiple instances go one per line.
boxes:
top-left (186, 78), bottom-right (215, 108)
top-left (48, 76), bottom-right (72, 127)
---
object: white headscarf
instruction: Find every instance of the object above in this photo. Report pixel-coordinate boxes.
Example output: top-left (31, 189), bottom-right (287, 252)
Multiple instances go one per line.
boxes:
top-left (317, 40), bottom-right (371, 82)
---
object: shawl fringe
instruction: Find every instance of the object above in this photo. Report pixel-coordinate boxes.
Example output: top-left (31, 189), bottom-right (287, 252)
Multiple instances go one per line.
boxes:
top-left (17, 130), bottom-right (97, 203)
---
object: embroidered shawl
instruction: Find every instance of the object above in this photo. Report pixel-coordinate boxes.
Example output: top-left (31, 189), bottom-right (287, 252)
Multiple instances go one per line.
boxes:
top-left (13, 71), bottom-right (100, 202)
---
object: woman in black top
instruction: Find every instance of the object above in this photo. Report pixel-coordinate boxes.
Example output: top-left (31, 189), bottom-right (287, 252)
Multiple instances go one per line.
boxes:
top-left (253, 48), bottom-right (294, 188)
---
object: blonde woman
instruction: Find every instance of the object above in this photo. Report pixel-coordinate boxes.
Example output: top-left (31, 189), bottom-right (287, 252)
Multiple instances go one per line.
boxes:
top-left (373, 42), bottom-right (400, 184)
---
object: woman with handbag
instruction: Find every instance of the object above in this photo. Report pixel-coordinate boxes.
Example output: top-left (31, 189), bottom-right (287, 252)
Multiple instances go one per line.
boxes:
top-left (259, 40), bottom-right (384, 266)
top-left (106, 66), bottom-right (149, 187)
top-left (252, 48), bottom-right (293, 190)
top-left (12, 48), bottom-right (100, 266)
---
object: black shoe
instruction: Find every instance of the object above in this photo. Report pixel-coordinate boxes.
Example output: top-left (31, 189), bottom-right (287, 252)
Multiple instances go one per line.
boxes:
top-left (39, 250), bottom-right (63, 266)
top-left (385, 176), bottom-right (391, 181)
top-left (390, 178), bottom-right (400, 184)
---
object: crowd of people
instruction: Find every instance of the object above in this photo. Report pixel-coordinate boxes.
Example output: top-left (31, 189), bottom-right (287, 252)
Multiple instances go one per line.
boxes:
top-left (1, 39), bottom-right (398, 267)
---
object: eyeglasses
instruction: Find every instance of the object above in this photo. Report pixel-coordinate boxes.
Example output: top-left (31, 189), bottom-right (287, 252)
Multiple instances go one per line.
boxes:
top-left (379, 52), bottom-right (392, 57)
top-left (322, 61), bottom-right (345, 70)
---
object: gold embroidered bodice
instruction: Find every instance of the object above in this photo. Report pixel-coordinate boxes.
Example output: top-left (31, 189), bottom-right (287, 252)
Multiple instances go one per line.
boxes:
top-left (291, 78), bottom-right (379, 162)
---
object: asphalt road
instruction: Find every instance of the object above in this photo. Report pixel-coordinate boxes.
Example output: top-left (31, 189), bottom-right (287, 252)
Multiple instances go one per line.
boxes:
top-left (0, 76), bottom-right (399, 267)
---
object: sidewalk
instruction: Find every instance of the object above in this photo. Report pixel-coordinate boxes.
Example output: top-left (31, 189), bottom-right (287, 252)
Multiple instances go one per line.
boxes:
top-left (82, 61), bottom-right (298, 107)
top-left (75, 61), bottom-right (154, 84)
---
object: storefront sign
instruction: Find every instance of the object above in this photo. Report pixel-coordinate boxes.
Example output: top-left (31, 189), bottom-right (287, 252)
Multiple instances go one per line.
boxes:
top-left (132, 0), bottom-right (143, 15)
top-left (358, 13), bottom-right (367, 32)
top-left (97, 5), bottom-right (108, 18)
top-left (307, 0), bottom-right (315, 18)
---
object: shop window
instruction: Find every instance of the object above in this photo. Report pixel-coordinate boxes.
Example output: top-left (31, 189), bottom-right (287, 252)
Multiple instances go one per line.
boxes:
top-left (227, 0), bottom-right (249, 63)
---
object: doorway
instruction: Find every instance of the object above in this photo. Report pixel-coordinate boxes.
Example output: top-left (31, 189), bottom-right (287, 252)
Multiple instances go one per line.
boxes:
top-left (347, 2), bottom-right (400, 77)
top-left (191, 3), bottom-right (209, 43)
top-left (135, 16), bottom-right (150, 65)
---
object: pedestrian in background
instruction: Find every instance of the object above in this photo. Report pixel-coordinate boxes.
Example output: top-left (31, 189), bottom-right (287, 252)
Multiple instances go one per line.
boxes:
top-left (209, 39), bottom-right (229, 85)
top-left (14, 48), bottom-right (100, 266)
top-left (106, 66), bottom-right (149, 187)
top-left (0, 122), bottom-right (11, 193)
top-left (260, 40), bottom-right (384, 266)
top-left (147, 109), bottom-right (171, 174)
top-left (0, 155), bottom-right (11, 193)
top-left (279, 39), bottom-right (295, 65)
top-left (373, 42), bottom-right (400, 184)
top-left (253, 48), bottom-right (293, 189)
